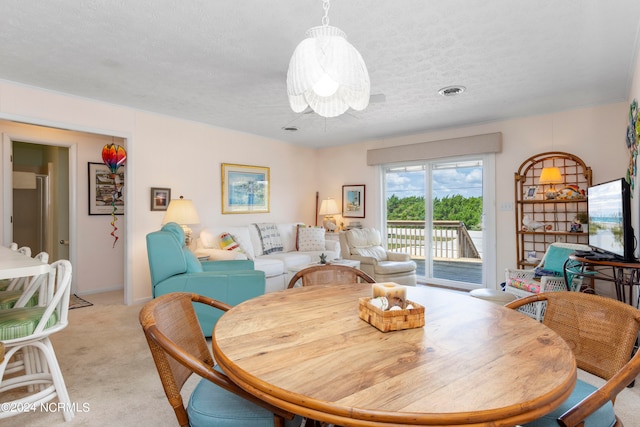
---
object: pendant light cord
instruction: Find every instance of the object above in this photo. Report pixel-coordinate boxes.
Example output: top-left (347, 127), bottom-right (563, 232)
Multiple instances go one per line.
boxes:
top-left (322, 0), bottom-right (330, 26)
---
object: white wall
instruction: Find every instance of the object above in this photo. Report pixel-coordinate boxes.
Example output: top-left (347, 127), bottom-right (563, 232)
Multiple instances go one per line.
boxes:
top-left (0, 80), bottom-right (318, 304)
top-left (629, 39), bottom-right (640, 225)
top-left (0, 64), bottom-right (636, 301)
top-left (315, 103), bottom-right (630, 288)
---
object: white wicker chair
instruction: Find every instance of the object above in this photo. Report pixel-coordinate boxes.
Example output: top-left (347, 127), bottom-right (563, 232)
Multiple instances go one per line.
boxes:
top-left (2, 251), bottom-right (49, 294)
top-left (0, 260), bottom-right (74, 422)
top-left (506, 242), bottom-right (592, 320)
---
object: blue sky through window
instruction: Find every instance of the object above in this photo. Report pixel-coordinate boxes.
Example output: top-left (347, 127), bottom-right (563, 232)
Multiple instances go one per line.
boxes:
top-left (386, 163), bottom-right (483, 199)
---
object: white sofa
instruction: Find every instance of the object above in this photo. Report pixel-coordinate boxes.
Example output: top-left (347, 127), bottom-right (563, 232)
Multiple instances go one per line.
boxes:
top-left (194, 223), bottom-right (340, 292)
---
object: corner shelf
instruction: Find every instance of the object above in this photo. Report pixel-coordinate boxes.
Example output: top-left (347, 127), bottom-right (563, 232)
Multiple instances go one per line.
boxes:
top-left (515, 152), bottom-right (592, 269)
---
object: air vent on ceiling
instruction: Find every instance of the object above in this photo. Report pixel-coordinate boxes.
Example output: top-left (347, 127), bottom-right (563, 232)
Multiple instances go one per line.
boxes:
top-left (438, 86), bottom-right (466, 97)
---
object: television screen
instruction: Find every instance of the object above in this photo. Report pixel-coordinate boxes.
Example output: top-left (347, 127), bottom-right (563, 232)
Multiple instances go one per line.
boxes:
top-left (587, 178), bottom-right (634, 261)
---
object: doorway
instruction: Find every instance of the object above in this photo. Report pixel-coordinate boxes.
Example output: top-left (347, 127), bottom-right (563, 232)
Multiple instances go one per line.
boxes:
top-left (382, 154), bottom-right (496, 290)
top-left (2, 120), bottom-right (128, 303)
top-left (12, 141), bottom-right (69, 262)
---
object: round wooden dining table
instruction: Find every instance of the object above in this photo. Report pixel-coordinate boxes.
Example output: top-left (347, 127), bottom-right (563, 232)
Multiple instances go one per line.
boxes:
top-left (212, 284), bottom-right (577, 427)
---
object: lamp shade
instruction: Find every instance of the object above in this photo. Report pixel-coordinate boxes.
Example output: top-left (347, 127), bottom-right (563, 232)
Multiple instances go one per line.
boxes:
top-left (287, 25), bottom-right (370, 118)
top-left (319, 198), bottom-right (340, 216)
top-left (162, 196), bottom-right (200, 225)
top-left (539, 167), bottom-right (563, 184)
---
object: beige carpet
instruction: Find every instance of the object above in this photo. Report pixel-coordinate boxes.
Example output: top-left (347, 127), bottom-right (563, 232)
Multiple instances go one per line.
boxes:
top-left (2, 290), bottom-right (639, 427)
top-left (2, 291), bottom-right (198, 427)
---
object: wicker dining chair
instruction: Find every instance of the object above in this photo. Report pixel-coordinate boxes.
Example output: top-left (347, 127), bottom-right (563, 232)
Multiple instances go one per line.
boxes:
top-left (287, 264), bottom-right (375, 289)
top-left (505, 291), bottom-right (640, 427)
top-left (139, 292), bottom-right (301, 427)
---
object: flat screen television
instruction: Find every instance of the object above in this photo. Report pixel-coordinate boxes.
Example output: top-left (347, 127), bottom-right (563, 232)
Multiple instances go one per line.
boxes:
top-left (587, 178), bottom-right (635, 261)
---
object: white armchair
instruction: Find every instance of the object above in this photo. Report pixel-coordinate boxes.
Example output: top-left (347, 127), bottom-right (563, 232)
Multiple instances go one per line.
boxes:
top-left (339, 228), bottom-right (417, 286)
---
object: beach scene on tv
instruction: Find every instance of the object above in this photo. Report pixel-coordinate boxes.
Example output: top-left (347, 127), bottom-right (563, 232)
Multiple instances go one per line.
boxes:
top-left (587, 181), bottom-right (625, 257)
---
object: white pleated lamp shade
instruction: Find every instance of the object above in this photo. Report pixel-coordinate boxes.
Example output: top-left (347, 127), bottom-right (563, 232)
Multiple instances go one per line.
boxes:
top-left (287, 25), bottom-right (370, 118)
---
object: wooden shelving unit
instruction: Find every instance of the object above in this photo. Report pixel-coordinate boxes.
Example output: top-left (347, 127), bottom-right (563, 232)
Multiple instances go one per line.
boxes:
top-left (515, 152), bottom-right (592, 269)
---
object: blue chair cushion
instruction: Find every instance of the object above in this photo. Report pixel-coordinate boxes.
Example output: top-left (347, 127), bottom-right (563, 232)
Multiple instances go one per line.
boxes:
top-left (543, 246), bottom-right (577, 274)
top-left (523, 379), bottom-right (616, 427)
top-left (188, 371), bottom-right (301, 427)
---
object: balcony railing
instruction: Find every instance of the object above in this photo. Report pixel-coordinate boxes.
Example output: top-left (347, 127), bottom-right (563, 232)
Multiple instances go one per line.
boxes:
top-left (387, 220), bottom-right (481, 260)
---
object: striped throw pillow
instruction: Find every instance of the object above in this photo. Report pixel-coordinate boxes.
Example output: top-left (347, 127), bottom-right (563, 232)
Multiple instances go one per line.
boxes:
top-left (219, 233), bottom-right (240, 251)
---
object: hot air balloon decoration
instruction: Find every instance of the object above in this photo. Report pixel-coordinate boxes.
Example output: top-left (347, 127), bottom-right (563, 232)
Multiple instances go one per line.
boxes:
top-left (102, 143), bottom-right (127, 247)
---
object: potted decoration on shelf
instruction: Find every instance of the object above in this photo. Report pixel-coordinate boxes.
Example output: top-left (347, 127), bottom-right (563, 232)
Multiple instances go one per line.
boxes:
top-left (570, 212), bottom-right (588, 233)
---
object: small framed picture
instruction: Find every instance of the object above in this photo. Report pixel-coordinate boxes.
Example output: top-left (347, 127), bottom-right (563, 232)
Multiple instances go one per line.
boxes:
top-left (150, 187), bottom-right (171, 211)
top-left (342, 184), bottom-right (365, 218)
top-left (524, 186), bottom-right (538, 200)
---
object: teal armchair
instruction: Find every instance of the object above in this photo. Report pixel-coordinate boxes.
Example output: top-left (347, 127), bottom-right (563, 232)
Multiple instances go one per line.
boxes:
top-left (146, 223), bottom-right (265, 336)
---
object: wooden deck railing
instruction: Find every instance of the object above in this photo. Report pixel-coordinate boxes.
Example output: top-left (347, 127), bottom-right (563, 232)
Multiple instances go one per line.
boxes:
top-left (387, 220), bottom-right (481, 260)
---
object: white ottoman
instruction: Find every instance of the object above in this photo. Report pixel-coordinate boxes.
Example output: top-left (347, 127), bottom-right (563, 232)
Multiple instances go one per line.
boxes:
top-left (470, 288), bottom-right (517, 305)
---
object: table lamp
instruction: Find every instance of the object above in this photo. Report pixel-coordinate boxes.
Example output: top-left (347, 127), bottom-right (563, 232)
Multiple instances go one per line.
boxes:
top-left (539, 167), bottom-right (563, 199)
top-left (318, 198), bottom-right (340, 232)
top-left (162, 196), bottom-right (200, 245)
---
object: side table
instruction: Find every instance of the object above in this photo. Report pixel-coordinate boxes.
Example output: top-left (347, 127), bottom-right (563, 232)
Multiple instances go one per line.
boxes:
top-left (324, 232), bottom-right (340, 242)
top-left (565, 255), bottom-right (640, 308)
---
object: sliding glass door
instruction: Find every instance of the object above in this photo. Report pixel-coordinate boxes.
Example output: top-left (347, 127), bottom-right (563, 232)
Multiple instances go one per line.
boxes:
top-left (383, 155), bottom-right (495, 289)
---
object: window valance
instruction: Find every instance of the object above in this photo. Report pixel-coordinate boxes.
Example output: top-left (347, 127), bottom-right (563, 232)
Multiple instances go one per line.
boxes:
top-left (367, 132), bottom-right (502, 165)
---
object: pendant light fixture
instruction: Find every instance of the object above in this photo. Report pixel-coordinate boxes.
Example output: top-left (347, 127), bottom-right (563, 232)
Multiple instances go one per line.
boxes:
top-left (287, 0), bottom-right (370, 118)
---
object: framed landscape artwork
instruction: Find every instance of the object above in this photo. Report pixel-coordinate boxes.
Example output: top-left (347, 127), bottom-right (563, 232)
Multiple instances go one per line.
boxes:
top-left (150, 187), bottom-right (171, 211)
top-left (88, 162), bottom-right (125, 215)
top-left (221, 163), bottom-right (270, 214)
top-left (342, 184), bottom-right (365, 218)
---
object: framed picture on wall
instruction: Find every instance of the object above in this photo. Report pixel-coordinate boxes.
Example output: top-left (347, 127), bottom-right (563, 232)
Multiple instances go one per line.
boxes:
top-left (88, 162), bottom-right (125, 215)
top-left (342, 184), bottom-right (365, 218)
top-left (150, 187), bottom-right (171, 211)
top-left (221, 163), bottom-right (270, 214)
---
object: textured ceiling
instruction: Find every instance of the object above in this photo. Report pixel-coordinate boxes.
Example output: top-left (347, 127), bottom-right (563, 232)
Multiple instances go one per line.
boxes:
top-left (0, 0), bottom-right (639, 148)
